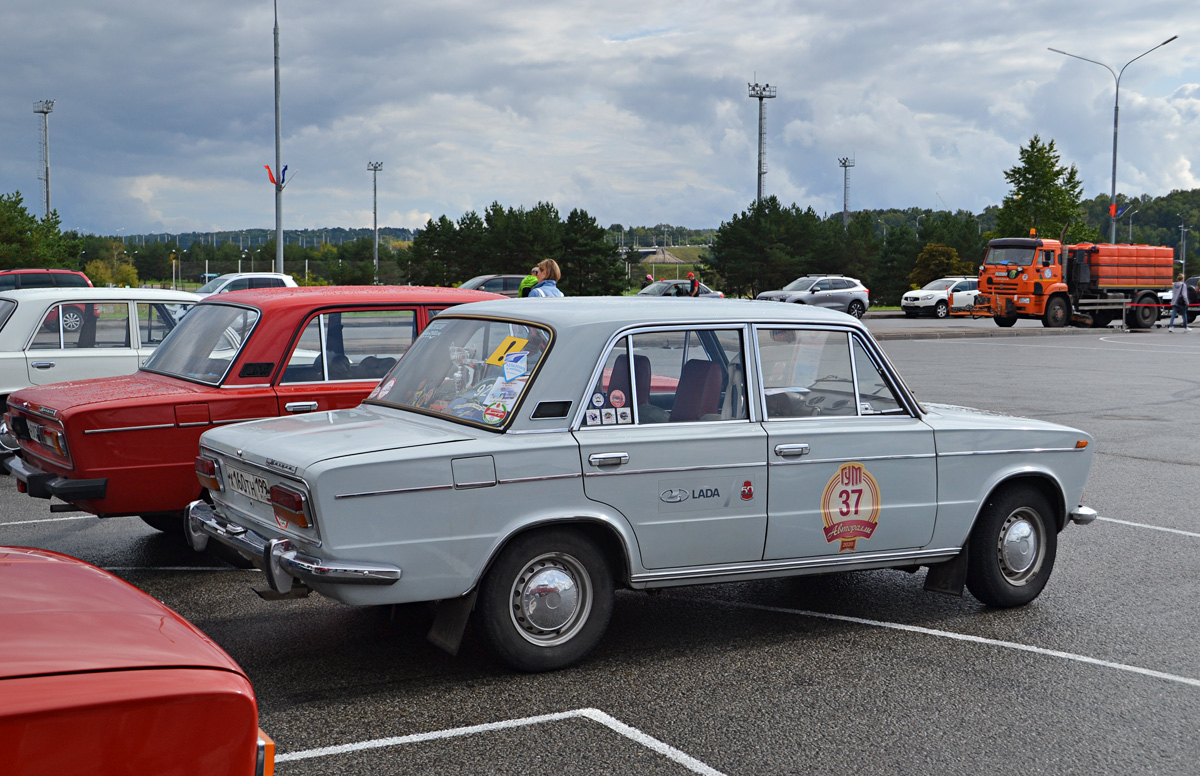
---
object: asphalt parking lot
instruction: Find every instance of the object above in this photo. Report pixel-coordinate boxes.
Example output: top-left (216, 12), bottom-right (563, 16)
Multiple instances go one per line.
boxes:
top-left (3, 318), bottom-right (1199, 775)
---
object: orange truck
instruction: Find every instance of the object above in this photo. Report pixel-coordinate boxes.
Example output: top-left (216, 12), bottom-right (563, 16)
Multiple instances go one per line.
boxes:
top-left (972, 233), bottom-right (1174, 329)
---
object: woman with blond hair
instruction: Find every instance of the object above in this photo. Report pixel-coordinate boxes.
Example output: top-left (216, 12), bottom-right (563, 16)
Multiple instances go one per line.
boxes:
top-left (527, 259), bottom-right (564, 297)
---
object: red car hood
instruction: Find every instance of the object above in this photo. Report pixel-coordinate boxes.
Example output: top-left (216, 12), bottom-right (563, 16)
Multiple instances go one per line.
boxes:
top-left (7, 371), bottom-right (204, 413)
top-left (0, 547), bottom-right (243, 680)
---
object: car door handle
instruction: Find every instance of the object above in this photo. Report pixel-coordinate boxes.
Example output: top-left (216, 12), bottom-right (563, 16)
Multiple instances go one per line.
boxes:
top-left (31, 362), bottom-right (56, 370)
top-left (588, 452), bottom-right (629, 467)
top-left (774, 443), bottom-right (810, 457)
top-left (285, 401), bottom-right (319, 413)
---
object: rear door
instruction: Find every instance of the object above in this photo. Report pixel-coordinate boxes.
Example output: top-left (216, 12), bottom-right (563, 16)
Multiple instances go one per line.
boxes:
top-left (274, 307), bottom-right (419, 415)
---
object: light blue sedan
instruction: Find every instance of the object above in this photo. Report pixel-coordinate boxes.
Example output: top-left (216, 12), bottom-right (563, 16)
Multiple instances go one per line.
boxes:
top-left (188, 298), bottom-right (1096, 671)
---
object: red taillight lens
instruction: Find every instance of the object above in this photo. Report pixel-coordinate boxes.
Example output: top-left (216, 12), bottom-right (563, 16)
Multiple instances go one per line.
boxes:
top-left (270, 484), bottom-right (309, 528)
top-left (194, 456), bottom-right (222, 492)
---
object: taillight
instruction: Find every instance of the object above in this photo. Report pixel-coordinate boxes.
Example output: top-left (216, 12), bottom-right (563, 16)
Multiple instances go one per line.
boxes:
top-left (195, 456), bottom-right (222, 492)
top-left (270, 484), bottom-right (310, 529)
top-left (42, 427), bottom-right (67, 457)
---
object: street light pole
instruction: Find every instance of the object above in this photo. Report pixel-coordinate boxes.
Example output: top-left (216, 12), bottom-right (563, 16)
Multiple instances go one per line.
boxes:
top-left (368, 161), bottom-right (383, 283)
top-left (1124, 209), bottom-right (1139, 242)
top-left (1048, 35), bottom-right (1177, 245)
top-left (1180, 215), bottom-right (1193, 278)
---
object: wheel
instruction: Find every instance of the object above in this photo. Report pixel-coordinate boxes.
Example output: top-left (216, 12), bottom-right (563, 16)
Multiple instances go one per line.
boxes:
top-left (476, 528), bottom-right (613, 672)
top-left (1042, 296), bottom-right (1068, 328)
top-left (965, 485), bottom-right (1057, 608)
top-left (847, 300), bottom-right (866, 319)
top-left (994, 316), bottom-right (1017, 328)
top-left (140, 512), bottom-right (183, 533)
top-left (61, 307), bottom-right (84, 332)
top-left (1125, 294), bottom-right (1158, 329)
top-left (903, 309), bottom-right (919, 318)
top-left (933, 300), bottom-right (949, 319)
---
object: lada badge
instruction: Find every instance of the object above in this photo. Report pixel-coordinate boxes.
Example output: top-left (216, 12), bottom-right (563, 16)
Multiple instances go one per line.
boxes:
top-left (660, 488), bottom-right (690, 503)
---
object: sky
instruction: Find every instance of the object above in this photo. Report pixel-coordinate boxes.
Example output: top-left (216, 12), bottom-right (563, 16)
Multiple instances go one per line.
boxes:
top-left (1, 1), bottom-right (1198, 237)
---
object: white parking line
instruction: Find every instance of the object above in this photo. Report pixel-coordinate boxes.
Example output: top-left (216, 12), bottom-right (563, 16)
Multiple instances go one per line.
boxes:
top-left (714, 599), bottom-right (1200, 690)
top-left (103, 566), bottom-right (257, 572)
top-left (276, 707), bottom-right (728, 775)
top-left (1096, 515), bottom-right (1200, 538)
top-left (0, 515), bottom-right (103, 526)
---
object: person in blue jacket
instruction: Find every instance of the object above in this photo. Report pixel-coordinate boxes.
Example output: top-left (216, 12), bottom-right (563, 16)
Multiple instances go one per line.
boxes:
top-left (528, 259), bottom-right (564, 297)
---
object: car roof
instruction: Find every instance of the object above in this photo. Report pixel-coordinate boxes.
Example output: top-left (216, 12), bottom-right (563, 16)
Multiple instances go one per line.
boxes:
top-left (211, 272), bottom-right (292, 279)
top-left (0, 546), bottom-right (244, 679)
top-left (202, 284), bottom-right (505, 312)
top-left (0, 287), bottom-right (201, 303)
top-left (444, 296), bottom-right (858, 330)
top-left (0, 268), bottom-right (88, 275)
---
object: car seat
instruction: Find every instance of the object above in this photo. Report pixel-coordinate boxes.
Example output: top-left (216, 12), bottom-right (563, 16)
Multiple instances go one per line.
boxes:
top-left (671, 359), bottom-right (723, 422)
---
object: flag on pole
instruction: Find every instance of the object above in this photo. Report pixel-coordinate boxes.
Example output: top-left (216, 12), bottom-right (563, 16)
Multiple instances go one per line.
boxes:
top-left (265, 165), bottom-right (277, 185)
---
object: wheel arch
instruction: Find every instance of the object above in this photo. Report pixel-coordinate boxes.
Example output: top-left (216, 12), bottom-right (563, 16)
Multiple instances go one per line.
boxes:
top-left (471, 515), bottom-right (635, 595)
top-left (975, 471), bottom-right (1068, 534)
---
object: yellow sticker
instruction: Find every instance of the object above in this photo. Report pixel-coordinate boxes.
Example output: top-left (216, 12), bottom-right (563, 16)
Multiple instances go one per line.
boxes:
top-left (485, 336), bottom-right (529, 366)
top-left (820, 462), bottom-right (881, 552)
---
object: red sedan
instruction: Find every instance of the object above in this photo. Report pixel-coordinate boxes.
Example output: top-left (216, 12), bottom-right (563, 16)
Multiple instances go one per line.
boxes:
top-left (0, 546), bottom-right (273, 775)
top-left (5, 285), bottom-right (501, 531)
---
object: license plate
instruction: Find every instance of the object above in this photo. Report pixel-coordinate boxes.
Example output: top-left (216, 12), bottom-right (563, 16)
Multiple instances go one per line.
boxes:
top-left (226, 465), bottom-right (271, 503)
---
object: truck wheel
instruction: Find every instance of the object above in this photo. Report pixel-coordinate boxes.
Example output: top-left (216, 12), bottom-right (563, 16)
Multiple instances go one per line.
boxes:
top-left (994, 316), bottom-right (1017, 328)
top-left (1042, 297), bottom-right (1068, 328)
top-left (933, 300), bottom-right (949, 318)
top-left (1125, 294), bottom-right (1158, 329)
top-left (966, 485), bottom-right (1057, 608)
top-left (476, 528), bottom-right (614, 672)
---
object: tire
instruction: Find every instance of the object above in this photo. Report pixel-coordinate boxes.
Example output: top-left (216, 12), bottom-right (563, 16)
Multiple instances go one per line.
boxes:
top-left (61, 307), bottom-right (84, 332)
top-left (476, 528), bottom-right (614, 672)
top-left (1125, 294), bottom-right (1158, 330)
top-left (933, 300), bottom-right (949, 319)
top-left (1042, 296), bottom-right (1068, 328)
top-left (965, 485), bottom-right (1057, 608)
top-left (847, 300), bottom-right (866, 319)
top-left (903, 309), bottom-right (919, 318)
top-left (994, 316), bottom-right (1017, 328)
top-left (140, 511), bottom-right (183, 533)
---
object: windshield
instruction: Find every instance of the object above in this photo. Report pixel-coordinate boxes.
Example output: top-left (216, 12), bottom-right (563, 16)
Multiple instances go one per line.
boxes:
top-left (196, 276), bottom-right (227, 294)
top-left (367, 317), bottom-right (551, 429)
top-left (141, 303), bottom-right (260, 384)
top-left (782, 277), bottom-right (818, 292)
top-left (985, 247), bottom-right (1036, 267)
top-left (922, 279), bottom-right (958, 291)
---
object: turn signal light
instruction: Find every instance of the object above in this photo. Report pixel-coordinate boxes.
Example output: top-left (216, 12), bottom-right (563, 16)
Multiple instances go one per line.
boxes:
top-left (194, 456), bottom-right (222, 492)
top-left (1075, 440), bottom-right (1089, 449)
top-left (269, 484), bottom-right (309, 529)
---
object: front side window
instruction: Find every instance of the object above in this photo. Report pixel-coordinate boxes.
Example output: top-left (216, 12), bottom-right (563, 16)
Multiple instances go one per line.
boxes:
top-left (141, 303), bottom-right (260, 384)
top-left (758, 328), bottom-right (856, 418)
top-left (582, 328), bottom-right (747, 426)
top-left (367, 317), bottom-right (550, 429)
top-left (280, 310), bottom-right (416, 383)
top-left (852, 338), bottom-right (905, 415)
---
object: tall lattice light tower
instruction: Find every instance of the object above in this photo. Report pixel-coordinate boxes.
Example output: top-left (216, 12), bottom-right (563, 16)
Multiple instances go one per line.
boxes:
top-left (747, 82), bottom-right (777, 204)
top-left (33, 100), bottom-right (55, 218)
top-left (368, 161), bottom-right (383, 282)
top-left (839, 156), bottom-right (855, 229)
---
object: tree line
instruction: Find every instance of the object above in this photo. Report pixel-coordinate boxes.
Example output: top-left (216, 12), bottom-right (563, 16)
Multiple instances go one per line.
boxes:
top-left (3, 135), bottom-right (1198, 300)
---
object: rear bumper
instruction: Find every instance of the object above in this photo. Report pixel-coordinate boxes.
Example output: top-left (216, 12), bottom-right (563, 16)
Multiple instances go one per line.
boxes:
top-left (5, 454), bottom-right (107, 501)
top-left (185, 500), bottom-right (401, 593)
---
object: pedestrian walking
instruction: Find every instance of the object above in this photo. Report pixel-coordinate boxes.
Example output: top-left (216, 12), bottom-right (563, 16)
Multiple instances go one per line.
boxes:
top-left (527, 259), bottom-right (564, 297)
top-left (686, 271), bottom-right (700, 297)
top-left (1168, 273), bottom-right (1190, 332)
top-left (518, 271), bottom-right (538, 298)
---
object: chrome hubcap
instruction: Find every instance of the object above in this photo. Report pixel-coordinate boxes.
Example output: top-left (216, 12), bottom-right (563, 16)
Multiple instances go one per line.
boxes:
top-left (509, 552), bottom-right (591, 647)
top-left (997, 509), bottom-right (1043, 585)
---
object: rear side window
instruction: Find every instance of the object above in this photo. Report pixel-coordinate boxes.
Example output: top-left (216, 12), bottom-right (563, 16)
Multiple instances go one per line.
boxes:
top-left (55, 273), bottom-right (91, 287)
top-left (250, 277), bottom-right (284, 289)
top-left (20, 274), bottom-right (55, 289)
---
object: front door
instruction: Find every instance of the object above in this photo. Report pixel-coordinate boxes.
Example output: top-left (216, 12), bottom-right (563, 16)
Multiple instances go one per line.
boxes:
top-left (755, 326), bottom-right (937, 560)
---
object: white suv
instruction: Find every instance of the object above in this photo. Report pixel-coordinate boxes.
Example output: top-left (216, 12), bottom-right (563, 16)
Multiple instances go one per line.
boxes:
top-left (901, 277), bottom-right (979, 319)
top-left (195, 272), bottom-right (297, 298)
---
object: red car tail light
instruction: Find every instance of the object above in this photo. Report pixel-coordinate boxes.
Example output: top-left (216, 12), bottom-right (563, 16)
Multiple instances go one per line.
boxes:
top-left (269, 484), bottom-right (310, 529)
top-left (195, 456), bottom-right (223, 492)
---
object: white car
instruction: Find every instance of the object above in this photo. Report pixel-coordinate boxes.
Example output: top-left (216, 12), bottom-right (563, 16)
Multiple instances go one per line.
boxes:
top-left (901, 277), bottom-right (979, 318)
top-left (195, 272), bottom-right (297, 299)
top-left (0, 287), bottom-right (200, 404)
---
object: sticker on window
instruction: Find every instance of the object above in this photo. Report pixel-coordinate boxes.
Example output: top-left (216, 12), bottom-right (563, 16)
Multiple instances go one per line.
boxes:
top-left (486, 336), bottom-right (529, 366)
top-left (585, 408), bottom-right (601, 425)
top-left (502, 351), bottom-right (528, 382)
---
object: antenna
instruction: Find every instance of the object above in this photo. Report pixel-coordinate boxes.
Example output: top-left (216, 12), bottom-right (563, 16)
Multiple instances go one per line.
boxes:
top-left (838, 156), bottom-right (855, 229)
top-left (33, 100), bottom-right (55, 218)
top-left (747, 81), bottom-right (777, 204)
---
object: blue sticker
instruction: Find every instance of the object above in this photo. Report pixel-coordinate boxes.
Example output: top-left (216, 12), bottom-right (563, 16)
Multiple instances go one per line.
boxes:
top-left (503, 351), bottom-right (528, 382)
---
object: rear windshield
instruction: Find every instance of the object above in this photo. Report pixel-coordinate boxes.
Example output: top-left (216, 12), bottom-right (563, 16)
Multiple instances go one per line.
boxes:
top-left (140, 303), bottom-right (260, 385)
top-left (366, 317), bottom-right (551, 429)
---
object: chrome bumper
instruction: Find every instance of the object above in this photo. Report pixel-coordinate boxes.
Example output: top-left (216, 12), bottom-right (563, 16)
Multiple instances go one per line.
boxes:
top-left (1069, 505), bottom-right (1098, 525)
top-left (185, 500), bottom-right (401, 593)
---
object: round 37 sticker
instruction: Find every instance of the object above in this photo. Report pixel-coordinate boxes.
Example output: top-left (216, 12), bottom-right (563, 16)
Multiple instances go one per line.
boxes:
top-left (820, 462), bottom-right (881, 553)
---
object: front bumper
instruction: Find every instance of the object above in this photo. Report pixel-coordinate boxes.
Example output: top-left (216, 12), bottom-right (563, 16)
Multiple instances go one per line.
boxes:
top-left (5, 454), bottom-right (106, 501)
top-left (1069, 505), bottom-right (1098, 525)
top-left (185, 500), bottom-right (401, 593)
